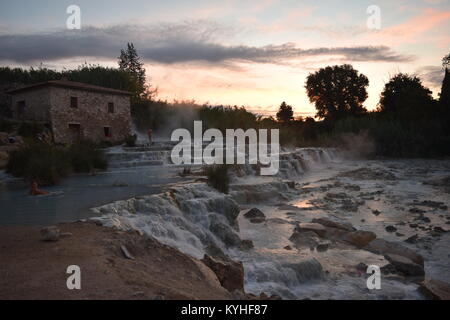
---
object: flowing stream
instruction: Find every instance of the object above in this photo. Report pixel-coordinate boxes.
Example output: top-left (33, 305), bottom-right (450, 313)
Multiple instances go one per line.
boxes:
top-left (1, 142), bottom-right (449, 299)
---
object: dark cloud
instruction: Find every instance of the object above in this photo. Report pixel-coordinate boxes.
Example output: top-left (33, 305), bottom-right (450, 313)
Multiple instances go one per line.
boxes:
top-left (0, 23), bottom-right (413, 65)
top-left (415, 66), bottom-right (444, 89)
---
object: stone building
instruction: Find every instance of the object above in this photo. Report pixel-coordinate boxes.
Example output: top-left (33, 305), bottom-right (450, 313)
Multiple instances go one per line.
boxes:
top-left (7, 80), bottom-right (132, 144)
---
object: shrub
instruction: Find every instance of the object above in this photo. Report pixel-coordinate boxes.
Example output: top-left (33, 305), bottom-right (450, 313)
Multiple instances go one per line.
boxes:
top-left (7, 142), bottom-right (71, 185)
top-left (68, 140), bottom-right (108, 173)
top-left (6, 140), bottom-right (108, 185)
top-left (125, 134), bottom-right (137, 147)
top-left (205, 165), bottom-right (230, 194)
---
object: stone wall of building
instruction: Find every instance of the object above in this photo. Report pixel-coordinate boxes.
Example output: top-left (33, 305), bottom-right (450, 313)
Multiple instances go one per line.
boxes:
top-left (49, 86), bottom-right (132, 144)
top-left (10, 87), bottom-right (51, 123)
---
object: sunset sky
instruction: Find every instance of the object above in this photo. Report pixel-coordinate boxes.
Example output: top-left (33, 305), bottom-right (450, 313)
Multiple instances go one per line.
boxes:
top-left (0, 0), bottom-right (449, 117)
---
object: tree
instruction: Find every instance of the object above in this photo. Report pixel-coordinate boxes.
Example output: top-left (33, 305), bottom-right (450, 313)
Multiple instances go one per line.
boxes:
top-left (378, 73), bottom-right (436, 120)
top-left (443, 53), bottom-right (450, 70)
top-left (441, 54), bottom-right (450, 109)
top-left (305, 64), bottom-right (368, 122)
top-left (118, 43), bottom-right (153, 100)
top-left (276, 101), bottom-right (294, 124)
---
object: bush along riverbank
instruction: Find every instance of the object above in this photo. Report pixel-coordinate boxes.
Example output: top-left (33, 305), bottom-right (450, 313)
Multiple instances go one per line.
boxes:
top-left (6, 140), bottom-right (108, 185)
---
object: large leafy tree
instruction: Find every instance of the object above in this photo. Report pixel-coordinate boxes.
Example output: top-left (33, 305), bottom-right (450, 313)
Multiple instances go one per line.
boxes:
top-left (276, 101), bottom-right (294, 124)
top-left (379, 73), bottom-right (436, 120)
top-left (118, 43), bottom-right (152, 100)
top-left (305, 64), bottom-right (368, 122)
top-left (440, 54), bottom-right (450, 109)
top-left (443, 53), bottom-right (450, 70)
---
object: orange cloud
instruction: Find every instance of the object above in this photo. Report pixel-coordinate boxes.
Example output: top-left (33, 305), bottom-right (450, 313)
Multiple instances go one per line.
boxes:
top-left (368, 8), bottom-right (450, 45)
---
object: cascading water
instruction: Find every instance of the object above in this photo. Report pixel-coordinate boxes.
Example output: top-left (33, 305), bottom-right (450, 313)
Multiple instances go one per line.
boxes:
top-left (91, 145), bottom-right (444, 300)
top-left (91, 147), bottom-right (368, 299)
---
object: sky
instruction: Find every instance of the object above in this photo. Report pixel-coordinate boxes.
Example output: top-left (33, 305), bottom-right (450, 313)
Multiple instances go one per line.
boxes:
top-left (0, 0), bottom-right (449, 117)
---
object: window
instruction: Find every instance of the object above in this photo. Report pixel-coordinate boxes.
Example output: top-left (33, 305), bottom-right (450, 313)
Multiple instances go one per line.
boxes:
top-left (17, 100), bottom-right (25, 115)
top-left (108, 102), bottom-right (115, 113)
top-left (68, 123), bottom-right (81, 131)
top-left (104, 127), bottom-right (112, 138)
top-left (70, 97), bottom-right (78, 108)
top-left (68, 123), bottom-right (82, 141)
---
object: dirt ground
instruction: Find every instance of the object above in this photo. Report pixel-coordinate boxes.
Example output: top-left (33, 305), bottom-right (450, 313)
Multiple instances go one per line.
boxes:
top-left (0, 221), bottom-right (233, 300)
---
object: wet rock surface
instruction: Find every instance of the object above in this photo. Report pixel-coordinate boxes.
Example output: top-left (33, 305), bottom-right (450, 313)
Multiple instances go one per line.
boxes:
top-left (202, 254), bottom-right (245, 293)
top-left (89, 151), bottom-right (450, 300)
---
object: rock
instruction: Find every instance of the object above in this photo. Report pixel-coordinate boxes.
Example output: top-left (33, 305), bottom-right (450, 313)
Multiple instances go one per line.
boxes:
top-left (243, 208), bottom-right (266, 220)
top-left (395, 232), bottom-right (405, 237)
top-left (404, 234), bottom-right (419, 244)
top-left (343, 230), bottom-right (376, 247)
top-left (239, 240), bottom-right (254, 250)
top-left (321, 226), bottom-right (349, 240)
top-left (284, 181), bottom-right (296, 189)
top-left (40, 226), bottom-right (60, 242)
top-left (372, 210), bottom-right (381, 216)
top-left (410, 208), bottom-right (426, 214)
top-left (209, 216), bottom-right (242, 248)
top-left (409, 223), bottom-right (418, 228)
top-left (365, 238), bottom-right (424, 266)
top-left (385, 225), bottom-right (397, 233)
top-left (120, 245), bottom-right (135, 260)
top-left (284, 245), bottom-right (292, 250)
top-left (420, 217), bottom-right (431, 223)
top-left (411, 200), bottom-right (448, 210)
top-left (380, 263), bottom-right (398, 275)
top-left (284, 258), bottom-right (323, 283)
top-left (289, 230), bottom-right (320, 249)
top-left (202, 255), bottom-right (244, 293)
top-left (316, 242), bottom-right (330, 252)
top-left (433, 226), bottom-right (447, 233)
top-left (311, 218), bottom-right (355, 232)
top-left (419, 278), bottom-right (450, 300)
top-left (294, 223), bottom-right (326, 237)
top-left (384, 254), bottom-right (424, 278)
top-left (60, 232), bottom-right (73, 238)
top-left (249, 217), bottom-right (266, 224)
top-left (356, 262), bottom-right (368, 273)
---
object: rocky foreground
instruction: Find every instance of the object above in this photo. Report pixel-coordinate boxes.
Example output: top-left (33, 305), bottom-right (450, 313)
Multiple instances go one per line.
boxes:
top-left (0, 221), bottom-right (276, 300)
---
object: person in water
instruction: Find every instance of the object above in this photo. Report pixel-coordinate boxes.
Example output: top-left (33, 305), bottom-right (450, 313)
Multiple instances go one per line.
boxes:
top-left (147, 128), bottom-right (153, 145)
top-left (29, 180), bottom-right (49, 196)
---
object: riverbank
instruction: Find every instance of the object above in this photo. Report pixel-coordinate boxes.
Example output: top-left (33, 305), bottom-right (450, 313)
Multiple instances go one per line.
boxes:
top-left (0, 221), bottom-right (237, 300)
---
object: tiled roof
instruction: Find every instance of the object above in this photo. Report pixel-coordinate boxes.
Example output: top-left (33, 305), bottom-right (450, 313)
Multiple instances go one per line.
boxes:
top-left (6, 80), bottom-right (132, 96)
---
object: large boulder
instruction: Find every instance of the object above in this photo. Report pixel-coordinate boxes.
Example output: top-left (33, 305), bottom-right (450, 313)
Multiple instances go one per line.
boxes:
top-left (419, 278), bottom-right (450, 300)
top-left (364, 238), bottom-right (424, 266)
top-left (311, 218), bottom-right (355, 232)
top-left (343, 230), bottom-right (376, 247)
top-left (293, 223), bottom-right (326, 237)
top-left (384, 254), bottom-right (424, 278)
top-left (202, 255), bottom-right (244, 293)
top-left (243, 208), bottom-right (265, 219)
top-left (289, 230), bottom-right (320, 249)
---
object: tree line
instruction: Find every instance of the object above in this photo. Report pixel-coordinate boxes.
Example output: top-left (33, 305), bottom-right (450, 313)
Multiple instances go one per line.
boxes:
top-left (1, 44), bottom-right (449, 157)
